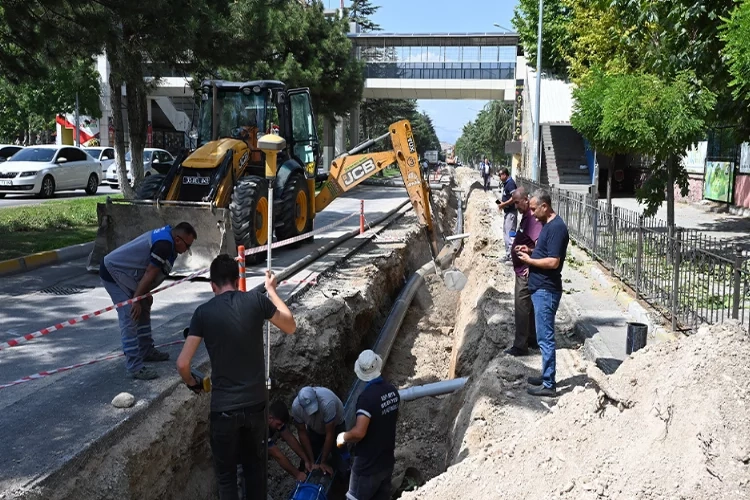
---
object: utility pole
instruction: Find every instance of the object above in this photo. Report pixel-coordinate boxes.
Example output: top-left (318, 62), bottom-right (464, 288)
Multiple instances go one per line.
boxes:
top-left (75, 92), bottom-right (80, 147)
top-left (531, 0), bottom-right (543, 183)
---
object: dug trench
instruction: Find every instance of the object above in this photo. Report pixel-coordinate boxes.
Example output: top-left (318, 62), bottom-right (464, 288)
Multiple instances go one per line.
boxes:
top-left (17, 177), bottom-right (463, 500)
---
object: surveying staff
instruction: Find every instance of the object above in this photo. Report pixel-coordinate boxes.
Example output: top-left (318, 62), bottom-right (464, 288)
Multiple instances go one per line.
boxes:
top-left (516, 189), bottom-right (569, 397)
top-left (176, 254), bottom-right (296, 500)
top-left (337, 350), bottom-right (400, 500)
top-left (100, 221), bottom-right (197, 380)
top-left (291, 386), bottom-right (346, 476)
top-left (505, 187), bottom-right (542, 357)
top-left (268, 400), bottom-right (313, 482)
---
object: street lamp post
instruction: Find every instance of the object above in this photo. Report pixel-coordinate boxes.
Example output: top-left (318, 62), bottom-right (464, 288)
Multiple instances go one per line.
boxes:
top-left (532, 0), bottom-right (543, 183)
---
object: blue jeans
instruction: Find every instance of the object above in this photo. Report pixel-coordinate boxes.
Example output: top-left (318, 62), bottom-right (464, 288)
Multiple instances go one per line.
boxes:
top-left (101, 279), bottom-right (154, 373)
top-left (531, 289), bottom-right (562, 389)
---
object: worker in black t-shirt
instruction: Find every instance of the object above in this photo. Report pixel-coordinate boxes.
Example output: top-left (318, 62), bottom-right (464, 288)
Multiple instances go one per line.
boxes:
top-left (336, 350), bottom-right (400, 500)
top-left (176, 254), bottom-right (297, 500)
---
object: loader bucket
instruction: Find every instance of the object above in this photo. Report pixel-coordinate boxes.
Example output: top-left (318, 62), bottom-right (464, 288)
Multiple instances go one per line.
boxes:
top-left (87, 199), bottom-right (236, 276)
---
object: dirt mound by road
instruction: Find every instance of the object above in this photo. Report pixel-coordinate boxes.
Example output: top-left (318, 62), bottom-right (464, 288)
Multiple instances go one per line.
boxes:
top-left (399, 168), bottom-right (750, 500)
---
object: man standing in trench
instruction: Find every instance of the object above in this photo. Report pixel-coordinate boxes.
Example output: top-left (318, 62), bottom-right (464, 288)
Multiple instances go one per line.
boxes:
top-left (516, 189), bottom-right (569, 397)
top-left (505, 187), bottom-right (542, 357)
top-left (337, 350), bottom-right (400, 500)
top-left (177, 254), bottom-right (296, 500)
top-left (100, 221), bottom-right (197, 380)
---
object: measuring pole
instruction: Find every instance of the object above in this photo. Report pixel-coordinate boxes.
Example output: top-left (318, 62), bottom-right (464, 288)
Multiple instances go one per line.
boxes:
top-left (258, 133), bottom-right (285, 499)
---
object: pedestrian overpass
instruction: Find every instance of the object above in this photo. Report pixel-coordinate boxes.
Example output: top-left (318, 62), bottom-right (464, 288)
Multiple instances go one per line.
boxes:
top-left (350, 32), bottom-right (520, 100)
top-left (326, 31), bottom-right (521, 166)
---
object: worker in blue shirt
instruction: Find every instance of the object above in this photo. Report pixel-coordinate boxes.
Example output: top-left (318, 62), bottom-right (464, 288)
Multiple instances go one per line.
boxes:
top-left (100, 222), bottom-right (196, 380)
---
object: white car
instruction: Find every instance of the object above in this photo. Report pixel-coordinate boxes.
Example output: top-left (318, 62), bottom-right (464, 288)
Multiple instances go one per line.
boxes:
top-left (0, 145), bottom-right (23, 163)
top-left (0, 145), bottom-right (102, 198)
top-left (104, 148), bottom-right (174, 188)
top-left (84, 147), bottom-right (116, 171)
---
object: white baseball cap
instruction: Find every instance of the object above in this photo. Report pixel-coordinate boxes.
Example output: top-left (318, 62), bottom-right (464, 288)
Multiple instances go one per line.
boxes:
top-left (354, 350), bottom-right (383, 382)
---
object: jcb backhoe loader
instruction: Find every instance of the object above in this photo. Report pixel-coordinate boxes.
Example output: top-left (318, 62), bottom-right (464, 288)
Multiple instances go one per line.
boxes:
top-left (87, 80), bottom-right (447, 274)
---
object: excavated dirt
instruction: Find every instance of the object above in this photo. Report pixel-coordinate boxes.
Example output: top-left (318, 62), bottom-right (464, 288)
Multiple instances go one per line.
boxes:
top-left (398, 168), bottom-right (750, 500)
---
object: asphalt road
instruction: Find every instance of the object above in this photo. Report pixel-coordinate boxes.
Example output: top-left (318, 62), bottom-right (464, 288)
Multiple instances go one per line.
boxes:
top-left (0, 185), bottom-right (409, 495)
top-left (0, 186), bottom-right (121, 208)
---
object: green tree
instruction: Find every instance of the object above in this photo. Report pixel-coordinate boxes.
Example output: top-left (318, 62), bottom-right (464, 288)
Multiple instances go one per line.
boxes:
top-left (720, 0), bottom-right (750, 127)
top-left (454, 100), bottom-right (514, 166)
top-left (0, 59), bottom-right (101, 143)
top-left (511, 0), bottom-right (573, 78)
top-left (349, 0), bottom-right (381, 32)
top-left (572, 70), bottom-right (716, 224)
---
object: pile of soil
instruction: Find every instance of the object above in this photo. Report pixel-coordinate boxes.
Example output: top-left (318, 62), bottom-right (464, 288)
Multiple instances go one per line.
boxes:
top-left (399, 168), bottom-right (750, 499)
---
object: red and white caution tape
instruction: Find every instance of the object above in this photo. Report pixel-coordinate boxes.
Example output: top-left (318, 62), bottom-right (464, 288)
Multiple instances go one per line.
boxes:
top-left (0, 339), bottom-right (185, 390)
top-left (242, 212), bottom-right (358, 256)
top-left (0, 212), bottom-right (359, 352)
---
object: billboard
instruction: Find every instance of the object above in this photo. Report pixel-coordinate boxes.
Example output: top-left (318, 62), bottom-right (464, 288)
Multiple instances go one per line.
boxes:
top-left (703, 161), bottom-right (735, 203)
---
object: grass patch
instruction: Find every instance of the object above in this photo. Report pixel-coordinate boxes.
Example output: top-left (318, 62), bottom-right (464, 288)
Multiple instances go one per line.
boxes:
top-left (0, 195), bottom-right (119, 260)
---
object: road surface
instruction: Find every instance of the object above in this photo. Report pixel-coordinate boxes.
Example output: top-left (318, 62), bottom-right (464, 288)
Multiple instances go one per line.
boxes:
top-left (0, 185), bottom-right (409, 495)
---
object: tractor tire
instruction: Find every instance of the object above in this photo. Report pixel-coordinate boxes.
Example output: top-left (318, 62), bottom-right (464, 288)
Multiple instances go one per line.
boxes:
top-left (276, 172), bottom-right (313, 247)
top-left (230, 176), bottom-right (269, 266)
top-left (135, 174), bottom-right (166, 200)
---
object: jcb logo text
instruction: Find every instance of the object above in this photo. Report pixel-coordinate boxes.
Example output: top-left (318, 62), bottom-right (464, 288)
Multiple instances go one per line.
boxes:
top-left (343, 159), bottom-right (377, 187)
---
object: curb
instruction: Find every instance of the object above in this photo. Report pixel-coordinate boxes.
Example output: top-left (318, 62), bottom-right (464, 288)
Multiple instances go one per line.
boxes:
top-left (0, 241), bottom-right (94, 278)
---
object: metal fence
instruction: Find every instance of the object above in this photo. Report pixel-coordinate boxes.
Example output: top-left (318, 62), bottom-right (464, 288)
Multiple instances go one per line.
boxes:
top-left (518, 178), bottom-right (750, 333)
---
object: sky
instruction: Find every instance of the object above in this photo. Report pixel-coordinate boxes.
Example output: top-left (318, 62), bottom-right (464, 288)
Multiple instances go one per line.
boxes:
top-left (327, 0), bottom-right (518, 144)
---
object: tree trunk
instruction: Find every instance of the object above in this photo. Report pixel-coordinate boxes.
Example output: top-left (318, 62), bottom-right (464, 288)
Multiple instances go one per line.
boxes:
top-left (666, 155), bottom-right (675, 230)
top-left (126, 78), bottom-right (148, 189)
top-left (108, 48), bottom-right (135, 199)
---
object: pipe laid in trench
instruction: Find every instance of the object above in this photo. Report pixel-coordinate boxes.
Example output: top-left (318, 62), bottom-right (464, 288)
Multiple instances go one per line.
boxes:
top-left (288, 184), bottom-right (468, 500)
top-left (398, 377), bottom-right (469, 402)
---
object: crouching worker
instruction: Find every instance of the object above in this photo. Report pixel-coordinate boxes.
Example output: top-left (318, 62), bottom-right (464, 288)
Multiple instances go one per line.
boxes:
top-left (291, 386), bottom-right (346, 477)
top-left (268, 400), bottom-right (314, 482)
top-left (176, 254), bottom-right (296, 500)
top-left (337, 350), bottom-right (400, 500)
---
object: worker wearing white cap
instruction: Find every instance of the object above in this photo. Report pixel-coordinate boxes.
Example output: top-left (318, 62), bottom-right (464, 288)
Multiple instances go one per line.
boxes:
top-left (337, 350), bottom-right (401, 500)
top-left (291, 386), bottom-right (345, 476)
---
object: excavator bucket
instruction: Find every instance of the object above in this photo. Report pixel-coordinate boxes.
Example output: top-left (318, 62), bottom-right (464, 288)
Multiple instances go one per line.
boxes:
top-left (87, 198), bottom-right (236, 276)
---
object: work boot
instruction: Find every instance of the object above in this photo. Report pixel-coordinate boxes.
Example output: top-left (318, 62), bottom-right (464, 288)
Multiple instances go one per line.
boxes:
top-left (504, 347), bottom-right (530, 357)
top-left (144, 346), bottom-right (170, 362)
top-left (130, 366), bottom-right (159, 380)
top-left (527, 376), bottom-right (543, 386)
top-left (527, 385), bottom-right (556, 397)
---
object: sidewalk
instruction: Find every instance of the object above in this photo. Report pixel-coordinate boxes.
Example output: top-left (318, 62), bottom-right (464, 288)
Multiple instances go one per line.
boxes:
top-left (611, 197), bottom-right (750, 246)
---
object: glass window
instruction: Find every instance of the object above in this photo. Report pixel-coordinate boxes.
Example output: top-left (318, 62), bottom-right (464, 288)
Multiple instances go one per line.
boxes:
top-left (61, 148), bottom-right (87, 162)
top-left (290, 91), bottom-right (317, 170)
top-left (462, 46), bottom-right (481, 62)
top-left (8, 148), bottom-right (56, 162)
top-left (444, 47), bottom-right (460, 64)
top-left (84, 148), bottom-right (101, 159)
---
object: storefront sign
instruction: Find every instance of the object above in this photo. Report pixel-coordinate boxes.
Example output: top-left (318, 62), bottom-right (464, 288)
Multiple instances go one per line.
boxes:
top-left (513, 79), bottom-right (524, 141)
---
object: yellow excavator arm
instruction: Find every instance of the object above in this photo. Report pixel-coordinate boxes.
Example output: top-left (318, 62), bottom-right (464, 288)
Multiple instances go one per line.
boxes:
top-left (315, 119), bottom-right (439, 255)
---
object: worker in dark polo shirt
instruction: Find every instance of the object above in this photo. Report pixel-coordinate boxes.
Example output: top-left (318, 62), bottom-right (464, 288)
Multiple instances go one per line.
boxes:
top-left (337, 350), bottom-right (400, 500)
top-left (176, 254), bottom-right (296, 500)
top-left (517, 189), bottom-right (569, 397)
top-left (505, 186), bottom-right (543, 357)
top-left (495, 167), bottom-right (518, 262)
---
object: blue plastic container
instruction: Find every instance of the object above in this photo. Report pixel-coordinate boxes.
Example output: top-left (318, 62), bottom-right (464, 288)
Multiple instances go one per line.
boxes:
top-left (289, 483), bottom-right (327, 500)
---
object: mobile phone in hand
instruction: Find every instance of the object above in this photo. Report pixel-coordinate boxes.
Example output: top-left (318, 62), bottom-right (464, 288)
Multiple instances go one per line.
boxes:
top-left (495, 199), bottom-right (501, 205)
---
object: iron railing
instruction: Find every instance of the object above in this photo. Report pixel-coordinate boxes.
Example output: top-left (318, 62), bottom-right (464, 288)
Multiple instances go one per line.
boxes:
top-left (518, 178), bottom-right (750, 333)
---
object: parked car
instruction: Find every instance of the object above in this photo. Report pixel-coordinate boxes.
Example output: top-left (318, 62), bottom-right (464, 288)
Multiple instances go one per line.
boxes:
top-left (84, 146), bottom-right (116, 172)
top-left (104, 148), bottom-right (174, 188)
top-left (0, 145), bottom-right (102, 198)
top-left (0, 145), bottom-right (22, 163)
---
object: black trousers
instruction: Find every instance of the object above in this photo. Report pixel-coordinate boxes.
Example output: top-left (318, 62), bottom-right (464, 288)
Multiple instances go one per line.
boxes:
top-left (210, 403), bottom-right (267, 500)
top-left (513, 274), bottom-right (538, 351)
